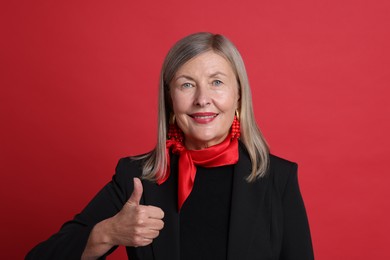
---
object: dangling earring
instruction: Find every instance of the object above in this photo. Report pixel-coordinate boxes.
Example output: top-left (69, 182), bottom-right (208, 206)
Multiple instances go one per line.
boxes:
top-left (231, 110), bottom-right (241, 139)
top-left (235, 109), bottom-right (240, 121)
top-left (169, 114), bottom-right (176, 125)
top-left (168, 114), bottom-right (183, 142)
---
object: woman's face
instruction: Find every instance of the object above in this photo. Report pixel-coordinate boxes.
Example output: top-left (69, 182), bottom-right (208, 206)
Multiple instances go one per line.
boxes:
top-left (170, 50), bottom-right (240, 150)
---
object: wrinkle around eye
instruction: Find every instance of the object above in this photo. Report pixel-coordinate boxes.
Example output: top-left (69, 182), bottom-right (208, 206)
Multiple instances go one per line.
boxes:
top-left (182, 82), bottom-right (193, 89)
top-left (212, 80), bottom-right (223, 86)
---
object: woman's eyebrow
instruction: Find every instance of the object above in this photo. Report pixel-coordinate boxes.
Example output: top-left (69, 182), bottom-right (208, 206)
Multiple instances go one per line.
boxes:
top-left (174, 75), bottom-right (195, 82)
top-left (174, 71), bottom-right (227, 82)
top-left (209, 71), bottom-right (228, 78)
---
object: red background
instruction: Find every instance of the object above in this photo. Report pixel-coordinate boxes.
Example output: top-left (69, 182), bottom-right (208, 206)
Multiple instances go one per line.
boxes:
top-left (1, 0), bottom-right (389, 259)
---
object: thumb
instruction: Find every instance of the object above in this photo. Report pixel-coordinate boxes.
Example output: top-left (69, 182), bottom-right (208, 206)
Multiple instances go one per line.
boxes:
top-left (127, 178), bottom-right (143, 206)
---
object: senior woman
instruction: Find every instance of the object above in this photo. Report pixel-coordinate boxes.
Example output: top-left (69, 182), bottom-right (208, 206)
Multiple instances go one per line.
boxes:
top-left (27, 32), bottom-right (314, 259)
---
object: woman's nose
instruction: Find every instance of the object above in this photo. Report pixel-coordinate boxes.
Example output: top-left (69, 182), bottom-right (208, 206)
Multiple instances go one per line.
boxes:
top-left (193, 84), bottom-right (211, 107)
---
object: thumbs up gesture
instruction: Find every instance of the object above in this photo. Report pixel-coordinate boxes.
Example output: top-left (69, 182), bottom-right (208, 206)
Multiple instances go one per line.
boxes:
top-left (108, 178), bottom-right (165, 247)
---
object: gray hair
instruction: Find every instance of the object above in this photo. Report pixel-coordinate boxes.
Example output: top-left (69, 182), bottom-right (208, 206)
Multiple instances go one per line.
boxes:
top-left (139, 32), bottom-right (269, 182)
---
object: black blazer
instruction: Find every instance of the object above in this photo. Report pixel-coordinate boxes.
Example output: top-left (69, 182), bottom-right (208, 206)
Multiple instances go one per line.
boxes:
top-left (26, 144), bottom-right (314, 259)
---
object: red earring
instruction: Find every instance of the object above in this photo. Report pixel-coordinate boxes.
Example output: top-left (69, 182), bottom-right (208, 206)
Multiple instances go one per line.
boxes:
top-left (231, 114), bottom-right (241, 139)
top-left (167, 115), bottom-right (184, 143)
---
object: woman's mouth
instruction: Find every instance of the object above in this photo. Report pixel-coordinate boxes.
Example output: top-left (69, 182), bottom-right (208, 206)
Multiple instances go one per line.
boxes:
top-left (189, 113), bottom-right (218, 124)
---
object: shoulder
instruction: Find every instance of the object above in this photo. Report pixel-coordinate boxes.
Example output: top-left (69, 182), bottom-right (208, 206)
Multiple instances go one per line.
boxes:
top-left (269, 154), bottom-right (298, 175)
top-left (113, 156), bottom-right (145, 184)
top-left (115, 156), bottom-right (144, 174)
top-left (237, 142), bottom-right (298, 184)
top-left (109, 155), bottom-right (148, 199)
top-left (268, 154), bottom-right (299, 195)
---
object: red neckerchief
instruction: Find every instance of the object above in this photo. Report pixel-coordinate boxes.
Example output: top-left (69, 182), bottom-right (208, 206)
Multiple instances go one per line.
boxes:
top-left (158, 133), bottom-right (239, 211)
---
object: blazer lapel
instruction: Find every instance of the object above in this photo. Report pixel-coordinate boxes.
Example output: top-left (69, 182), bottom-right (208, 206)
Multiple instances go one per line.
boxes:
top-left (142, 148), bottom-right (271, 260)
top-left (227, 146), bottom-right (271, 260)
top-left (143, 155), bottom-right (180, 260)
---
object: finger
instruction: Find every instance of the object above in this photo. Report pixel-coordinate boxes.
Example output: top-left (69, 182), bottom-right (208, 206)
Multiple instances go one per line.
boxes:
top-left (142, 229), bottom-right (161, 240)
top-left (127, 178), bottom-right (143, 206)
top-left (144, 218), bottom-right (164, 231)
top-left (131, 236), bottom-right (153, 247)
top-left (144, 205), bottom-right (165, 219)
top-left (138, 237), bottom-right (154, 247)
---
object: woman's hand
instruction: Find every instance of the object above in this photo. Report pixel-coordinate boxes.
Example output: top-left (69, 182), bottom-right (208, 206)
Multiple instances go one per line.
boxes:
top-left (81, 178), bottom-right (165, 259)
top-left (109, 177), bottom-right (165, 247)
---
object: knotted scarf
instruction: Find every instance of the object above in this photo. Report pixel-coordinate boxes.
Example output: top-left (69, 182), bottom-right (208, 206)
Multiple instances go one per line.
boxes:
top-left (158, 133), bottom-right (239, 210)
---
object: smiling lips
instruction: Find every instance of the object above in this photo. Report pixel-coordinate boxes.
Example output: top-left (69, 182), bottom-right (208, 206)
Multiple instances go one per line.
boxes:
top-left (189, 112), bottom-right (218, 124)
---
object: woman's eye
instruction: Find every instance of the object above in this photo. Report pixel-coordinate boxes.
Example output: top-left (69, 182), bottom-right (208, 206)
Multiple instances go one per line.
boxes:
top-left (182, 83), bottom-right (193, 88)
top-left (212, 80), bottom-right (223, 86)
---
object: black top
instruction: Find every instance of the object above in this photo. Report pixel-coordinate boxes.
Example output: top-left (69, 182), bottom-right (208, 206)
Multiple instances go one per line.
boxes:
top-left (26, 147), bottom-right (314, 260)
top-left (180, 165), bottom-right (234, 260)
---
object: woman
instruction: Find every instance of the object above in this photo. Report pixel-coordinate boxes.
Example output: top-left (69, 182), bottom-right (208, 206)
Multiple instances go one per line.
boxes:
top-left (26, 32), bottom-right (314, 259)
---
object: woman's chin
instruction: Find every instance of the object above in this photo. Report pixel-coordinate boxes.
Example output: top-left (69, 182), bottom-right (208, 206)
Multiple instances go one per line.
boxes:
top-left (184, 134), bottom-right (227, 150)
